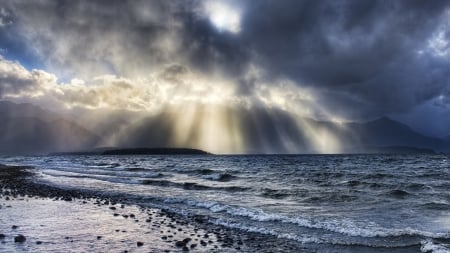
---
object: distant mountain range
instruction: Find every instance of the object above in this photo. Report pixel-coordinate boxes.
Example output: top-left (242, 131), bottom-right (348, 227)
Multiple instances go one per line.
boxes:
top-left (0, 101), bottom-right (101, 154)
top-left (0, 101), bottom-right (449, 154)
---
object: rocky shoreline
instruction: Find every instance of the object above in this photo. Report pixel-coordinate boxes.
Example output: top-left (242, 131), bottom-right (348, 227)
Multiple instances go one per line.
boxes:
top-left (0, 164), bottom-right (304, 252)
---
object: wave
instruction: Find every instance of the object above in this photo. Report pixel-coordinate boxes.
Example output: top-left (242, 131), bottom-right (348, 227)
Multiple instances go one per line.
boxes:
top-left (84, 161), bottom-right (121, 168)
top-left (387, 189), bottom-right (411, 198)
top-left (201, 173), bottom-right (236, 182)
top-left (163, 199), bottom-right (450, 239)
top-left (197, 169), bottom-right (215, 175)
top-left (421, 239), bottom-right (450, 253)
top-left (261, 188), bottom-right (289, 199)
top-left (141, 179), bottom-right (248, 192)
top-left (212, 219), bottom-right (428, 249)
top-left (125, 167), bottom-right (148, 172)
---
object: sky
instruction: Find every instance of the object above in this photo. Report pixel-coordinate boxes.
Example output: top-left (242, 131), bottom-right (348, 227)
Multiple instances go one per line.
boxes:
top-left (0, 0), bottom-right (450, 153)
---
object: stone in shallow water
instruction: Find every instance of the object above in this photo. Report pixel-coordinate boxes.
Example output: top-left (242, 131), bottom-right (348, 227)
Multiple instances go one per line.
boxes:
top-left (14, 234), bottom-right (26, 243)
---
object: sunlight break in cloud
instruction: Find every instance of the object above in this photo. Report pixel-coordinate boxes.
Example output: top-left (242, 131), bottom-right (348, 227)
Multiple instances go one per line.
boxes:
top-left (204, 0), bottom-right (242, 34)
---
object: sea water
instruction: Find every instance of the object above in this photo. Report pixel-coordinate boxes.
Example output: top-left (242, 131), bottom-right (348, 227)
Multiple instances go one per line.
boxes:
top-left (2, 154), bottom-right (450, 252)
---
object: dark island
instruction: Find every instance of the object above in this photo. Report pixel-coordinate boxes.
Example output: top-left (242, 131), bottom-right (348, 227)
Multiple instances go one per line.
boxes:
top-left (102, 148), bottom-right (210, 155)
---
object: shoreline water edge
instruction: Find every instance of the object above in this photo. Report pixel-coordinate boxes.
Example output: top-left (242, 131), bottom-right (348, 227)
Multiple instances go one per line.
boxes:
top-left (0, 164), bottom-right (304, 253)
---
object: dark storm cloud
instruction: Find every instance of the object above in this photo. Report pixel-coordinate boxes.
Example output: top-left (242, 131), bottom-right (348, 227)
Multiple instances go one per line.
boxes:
top-left (233, 0), bottom-right (450, 118)
top-left (0, 0), bottom-right (188, 79)
top-left (1, 0), bottom-right (450, 121)
top-left (176, 0), bottom-right (450, 119)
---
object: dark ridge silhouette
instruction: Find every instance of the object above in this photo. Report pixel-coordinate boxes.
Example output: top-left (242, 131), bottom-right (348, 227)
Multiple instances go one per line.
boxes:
top-left (102, 148), bottom-right (210, 155)
top-left (361, 146), bottom-right (436, 154)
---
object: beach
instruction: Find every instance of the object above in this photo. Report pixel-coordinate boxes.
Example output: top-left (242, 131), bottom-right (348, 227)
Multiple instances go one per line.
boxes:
top-left (0, 164), bottom-right (301, 253)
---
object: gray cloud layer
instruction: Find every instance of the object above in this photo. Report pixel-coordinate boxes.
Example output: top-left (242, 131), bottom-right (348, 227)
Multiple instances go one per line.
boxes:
top-left (1, 0), bottom-right (450, 135)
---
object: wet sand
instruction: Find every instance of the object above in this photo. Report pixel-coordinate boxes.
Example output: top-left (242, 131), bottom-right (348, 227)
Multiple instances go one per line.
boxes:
top-left (0, 164), bottom-right (304, 252)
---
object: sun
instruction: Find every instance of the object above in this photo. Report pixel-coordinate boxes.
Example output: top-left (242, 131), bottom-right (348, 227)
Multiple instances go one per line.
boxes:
top-left (204, 1), bottom-right (241, 34)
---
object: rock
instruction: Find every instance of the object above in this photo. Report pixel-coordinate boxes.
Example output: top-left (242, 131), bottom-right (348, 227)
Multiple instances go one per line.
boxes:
top-left (109, 206), bottom-right (116, 210)
top-left (36, 241), bottom-right (43, 245)
top-left (161, 236), bottom-right (167, 240)
top-left (190, 243), bottom-right (197, 249)
top-left (182, 238), bottom-right (192, 244)
top-left (182, 246), bottom-right (189, 251)
top-left (0, 234), bottom-right (5, 239)
top-left (97, 236), bottom-right (102, 240)
top-left (175, 241), bottom-right (186, 247)
top-left (14, 234), bottom-right (26, 243)
top-left (11, 225), bottom-right (18, 229)
top-left (137, 241), bottom-right (144, 247)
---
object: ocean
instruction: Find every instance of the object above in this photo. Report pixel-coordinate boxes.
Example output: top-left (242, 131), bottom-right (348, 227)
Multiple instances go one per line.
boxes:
top-left (2, 154), bottom-right (450, 252)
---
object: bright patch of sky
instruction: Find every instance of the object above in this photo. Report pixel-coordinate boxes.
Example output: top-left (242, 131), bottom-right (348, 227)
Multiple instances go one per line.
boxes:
top-left (204, 1), bottom-right (241, 34)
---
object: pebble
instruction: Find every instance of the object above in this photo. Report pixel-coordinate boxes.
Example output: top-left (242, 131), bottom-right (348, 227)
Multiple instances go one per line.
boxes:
top-left (175, 241), bottom-right (186, 247)
top-left (137, 241), bottom-right (144, 247)
top-left (14, 234), bottom-right (26, 243)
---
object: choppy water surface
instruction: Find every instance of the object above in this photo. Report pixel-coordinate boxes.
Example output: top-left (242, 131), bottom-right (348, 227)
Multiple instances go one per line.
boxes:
top-left (3, 154), bottom-right (450, 252)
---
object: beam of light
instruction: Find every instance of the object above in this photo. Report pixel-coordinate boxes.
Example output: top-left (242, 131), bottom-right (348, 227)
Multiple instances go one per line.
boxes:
top-left (165, 104), bottom-right (244, 154)
top-left (295, 118), bottom-right (342, 154)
